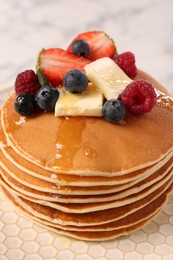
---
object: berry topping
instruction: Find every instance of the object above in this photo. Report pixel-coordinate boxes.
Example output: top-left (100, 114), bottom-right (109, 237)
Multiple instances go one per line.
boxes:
top-left (71, 39), bottom-right (90, 57)
top-left (67, 31), bottom-right (116, 61)
top-left (38, 48), bottom-right (90, 87)
top-left (120, 80), bottom-right (157, 115)
top-left (102, 99), bottom-right (126, 123)
top-left (112, 52), bottom-right (137, 79)
top-left (14, 93), bottom-right (37, 116)
top-left (63, 69), bottom-right (88, 94)
top-left (15, 70), bottom-right (41, 95)
top-left (35, 86), bottom-right (59, 111)
top-left (12, 31), bottom-right (157, 121)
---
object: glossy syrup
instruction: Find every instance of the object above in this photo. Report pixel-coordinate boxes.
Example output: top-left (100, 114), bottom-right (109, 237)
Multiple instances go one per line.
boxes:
top-left (48, 116), bottom-right (97, 170)
top-left (54, 117), bottom-right (86, 170)
top-left (156, 90), bottom-right (173, 109)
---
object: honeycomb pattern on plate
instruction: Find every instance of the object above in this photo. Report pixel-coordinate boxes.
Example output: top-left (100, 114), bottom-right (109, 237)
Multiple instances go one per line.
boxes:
top-left (0, 88), bottom-right (173, 260)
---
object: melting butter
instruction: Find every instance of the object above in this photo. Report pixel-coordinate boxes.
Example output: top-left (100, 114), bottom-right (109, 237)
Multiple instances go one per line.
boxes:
top-left (55, 84), bottom-right (103, 117)
top-left (85, 57), bottom-right (132, 100)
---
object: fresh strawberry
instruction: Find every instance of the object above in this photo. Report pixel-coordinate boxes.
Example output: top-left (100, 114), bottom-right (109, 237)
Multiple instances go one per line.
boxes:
top-left (67, 31), bottom-right (116, 61)
top-left (37, 48), bottom-right (90, 87)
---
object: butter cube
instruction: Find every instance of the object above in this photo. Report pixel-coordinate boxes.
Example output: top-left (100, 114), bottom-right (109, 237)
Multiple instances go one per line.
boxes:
top-left (55, 84), bottom-right (103, 117)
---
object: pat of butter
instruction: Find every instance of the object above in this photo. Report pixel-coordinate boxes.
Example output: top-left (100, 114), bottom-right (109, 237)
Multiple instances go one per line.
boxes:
top-left (55, 84), bottom-right (103, 117)
top-left (85, 57), bottom-right (132, 100)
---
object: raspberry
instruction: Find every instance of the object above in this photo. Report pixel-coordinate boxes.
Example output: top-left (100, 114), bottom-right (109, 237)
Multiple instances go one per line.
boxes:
top-left (15, 70), bottom-right (41, 95)
top-left (113, 52), bottom-right (137, 79)
top-left (120, 80), bottom-right (157, 115)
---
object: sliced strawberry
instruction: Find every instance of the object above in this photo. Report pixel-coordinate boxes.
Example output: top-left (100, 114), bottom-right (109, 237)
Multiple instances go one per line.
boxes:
top-left (67, 31), bottom-right (116, 61)
top-left (38, 48), bottom-right (90, 87)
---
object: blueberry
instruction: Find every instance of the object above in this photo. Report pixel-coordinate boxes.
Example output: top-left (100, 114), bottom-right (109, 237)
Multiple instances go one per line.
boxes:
top-left (14, 93), bottom-right (37, 116)
top-left (102, 99), bottom-right (126, 123)
top-left (35, 86), bottom-right (59, 111)
top-left (63, 69), bottom-right (88, 94)
top-left (71, 39), bottom-right (90, 57)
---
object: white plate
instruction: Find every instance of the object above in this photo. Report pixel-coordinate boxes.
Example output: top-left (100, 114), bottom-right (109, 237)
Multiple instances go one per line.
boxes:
top-left (0, 88), bottom-right (173, 260)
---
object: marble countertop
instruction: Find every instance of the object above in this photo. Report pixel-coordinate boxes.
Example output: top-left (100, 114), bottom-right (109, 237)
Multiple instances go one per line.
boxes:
top-left (0, 0), bottom-right (173, 93)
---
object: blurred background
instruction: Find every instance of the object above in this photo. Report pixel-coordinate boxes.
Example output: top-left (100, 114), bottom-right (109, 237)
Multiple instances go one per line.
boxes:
top-left (0, 0), bottom-right (173, 92)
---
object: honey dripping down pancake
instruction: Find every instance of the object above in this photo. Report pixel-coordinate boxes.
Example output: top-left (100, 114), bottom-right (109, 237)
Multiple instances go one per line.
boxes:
top-left (0, 30), bottom-right (173, 241)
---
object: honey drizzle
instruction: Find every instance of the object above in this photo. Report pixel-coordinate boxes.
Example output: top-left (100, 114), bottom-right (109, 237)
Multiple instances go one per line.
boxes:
top-left (156, 90), bottom-right (173, 109)
top-left (50, 117), bottom-right (86, 170)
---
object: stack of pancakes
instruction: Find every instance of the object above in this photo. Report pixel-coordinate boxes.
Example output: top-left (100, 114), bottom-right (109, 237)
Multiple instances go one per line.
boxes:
top-left (0, 70), bottom-right (173, 241)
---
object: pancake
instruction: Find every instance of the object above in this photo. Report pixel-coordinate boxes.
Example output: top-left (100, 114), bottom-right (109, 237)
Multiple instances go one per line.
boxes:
top-left (2, 141), bottom-right (173, 185)
top-left (1, 166), bottom-right (172, 213)
top-left (0, 184), bottom-right (164, 231)
top-left (1, 156), bottom-right (172, 203)
top-left (1, 164), bottom-right (172, 206)
top-left (0, 153), bottom-right (172, 202)
top-left (2, 184), bottom-right (158, 241)
top-left (1, 171), bottom-right (172, 226)
top-left (1, 118), bottom-right (172, 187)
top-left (1, 144), bottom-right (172, 195)
top-left (0, 69), bottom-right (173, 241)
top-left (1, 71), bottom-right (173, 175)
top-left (1, 181), bottom-right (172, 240)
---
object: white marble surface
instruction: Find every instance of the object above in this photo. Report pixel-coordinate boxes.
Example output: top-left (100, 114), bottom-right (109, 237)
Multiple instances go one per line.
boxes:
top-left (0, 0), bottom-right (173, 93)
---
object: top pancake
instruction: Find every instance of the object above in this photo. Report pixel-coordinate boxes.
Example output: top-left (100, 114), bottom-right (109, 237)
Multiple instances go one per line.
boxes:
top-left (1, 70), bottom-right (173, 174)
